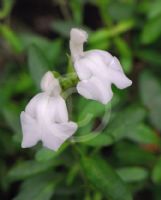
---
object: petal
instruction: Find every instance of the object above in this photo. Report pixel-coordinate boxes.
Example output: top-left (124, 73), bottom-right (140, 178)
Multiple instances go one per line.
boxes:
top-left (25, 93), bottom-right (54, 123)
top-left (74, 58), bottom-right (92, 80)
top-left (108, 69), bottom-right (132, 89)
top-left (85, 50), bottom-right (113, 65)
top-left (77, 76), bottom-right (113, 104)
top-left (25, 93), bottom-right (69, 125)
top-left (25, 93), bottom-right (44, 118)
top-left (53, 122), bottom-right (77, 139)
top-left (83, 52), bottom-right (109, 76)
top-left (70, 28), bottom-right (88, 44)
top-left (47, 96), bottom-right (68, 123)
top-left (20, 112), bottom-right (40, 148)
top-left (40, 71), bottom-right (61, 95)
top-left (42, 122), bottom-right (77, 151)
top-left (70, 28), bottom-right (88, 61)
top-left (84, 51), bottom-right (123, 72)
top-left (109, 56), bottom-right (123, 72)
top-left (74, 53), bottom-right (109, 81)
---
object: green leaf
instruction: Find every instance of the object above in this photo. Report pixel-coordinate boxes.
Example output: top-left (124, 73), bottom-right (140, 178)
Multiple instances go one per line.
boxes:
top-left (78, 93), bottom-right (120, 120)
top-left (148, 0), bottom-right (161, 19)
top-left (45, 40), bottom-right (62, 67)
top-left (0, 129), bottom-right (16, 156)
top-left (69, 0), bottom-right (83, 25)
top-left (28, 45), bottom-right (49, 88)
top-left (78, 99), bottom-right (110, 122)
top-left (136, 49), bottom-right (161, 66)
top-left (14, 173), bottom-right (58, 200)
top-left (84, 133), bottom-right (114, 147)
top-left (94, 0), bottom-right (110, 26)
top-left (85, 106), bottom-right (146, 147)
top-left (52, 20), bottom-right (78, 37)
top-left (66, 164), bottom-right (79, 186)
top-left (141, 15), bottom-right (161, 44)
top-left (7, 160), bottom-right (59, 181)
top-left (81, 156), bottom-right (132, 200)
top-left (139, 71), bottom-right (161, 130)
top-left (108, 1), bottom-right (135, 21)
top-left (126, 124), bottom-right (160, 145)
top-left (152, 157), bottom-right (161, 183)
top-left (0, 0), bottom-right (14, 19)
top-left (0, 73), bottom-right (33, 104)
top-left (116, 167), bottom-right (148, 183)
top-left (20, 33), bottom-right (62, 67)
top-left (0, 24), bottom-right (23, 53)
top-left (114, 37), bottom-right (133, 73)
top-left (115, 142), bottom-right (156, 166)
top-left (89, 20), bottom-right (135, 44)
top-left (35, 148), bottom-right (56, 162)
top-left (35, 143), bottom-right (68, 162)
top-left (2, 105), bottom-right (21, 135)
top-left (74, 98), bottom-right (112, 143)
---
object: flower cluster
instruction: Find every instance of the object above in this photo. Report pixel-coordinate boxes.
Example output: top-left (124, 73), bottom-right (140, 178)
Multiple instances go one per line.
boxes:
top-left (20, 28), bottom-right (132, 151)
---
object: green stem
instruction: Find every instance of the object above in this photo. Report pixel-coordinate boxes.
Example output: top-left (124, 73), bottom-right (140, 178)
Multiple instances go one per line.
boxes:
top-left (53, 71), bottom-right (79, 90)
top-left (0, 0), bottom-right (14, 19)
top-left (89, 19), bottom-right (135, 44)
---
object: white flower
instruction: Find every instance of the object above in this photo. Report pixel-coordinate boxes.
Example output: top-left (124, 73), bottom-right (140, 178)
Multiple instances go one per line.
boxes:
top-left (20, 71), bottom-right (77, 151)
top-left (70, 28), bottom-right (132, 104)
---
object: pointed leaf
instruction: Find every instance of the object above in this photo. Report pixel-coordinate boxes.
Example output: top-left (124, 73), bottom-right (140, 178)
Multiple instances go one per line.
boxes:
top-left (28, 45), bottom-right (49, 88)
top-left (81, 157), bottom-right (132, 200)
top-left (116, 167), bottom-right (148, 183)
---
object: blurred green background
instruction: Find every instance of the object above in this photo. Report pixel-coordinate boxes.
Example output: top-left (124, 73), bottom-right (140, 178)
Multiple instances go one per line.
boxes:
top-left (0, 0), bottom-right (161, 199)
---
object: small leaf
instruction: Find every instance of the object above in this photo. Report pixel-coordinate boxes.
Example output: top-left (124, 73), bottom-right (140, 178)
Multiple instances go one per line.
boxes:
top-left (52, 20), bottom-right (78, 37)
top-left (7, 160), bottom-right (59, 181)
top-left (126, 123), bottom-right (160, 145)
top-left (81, 156), bottom-right (132, 200)
top-left (139, 71), bottom-right (161, 130)
top-left (108, 1), bottom-right (135, 21)
top-left (84, 133), bottom-right (113, 147)
top-left (66, 164), bottom-right (79, 186)
top-left (114, 37), bottom-right (133, 73)
top-left (0, 24), bottom-right (23, 53)
top-left (115, 142), bottom-right (156, 166)
top-left (152, 157), bottom-right (161, 183)
top-left (35, 148), bottom-right (56, 162)
top-left (148, 0), bottom-right (161, 19)
top-left (14, 172), bottom-right (58, 200)
top-left (141, 15), bottom-right (161, 44)
top-left (85, 106), bottom-right (146, 147)
top-left (20, 32), bottom-right (62, 66)
top-left (0, 0), bottom-right (14, 19)
top-left (89, 20), bottom-right (135, 44)
top-left (116, 167), bottom-right (148, 183)
top-left (28, 45), bottom-right (49, 88)
top-left (45, 40), bottom-right (62, 67)
top-left (2, 105), bottom-right (21, 135)
top-left (136, 49), bottom-right (161, 65)
top-left (69, 0), bottom-right (83, 25)
top-left (35, 143), bottom-right (68, 162)
top-left (78, 99), bottom-right (110, 122)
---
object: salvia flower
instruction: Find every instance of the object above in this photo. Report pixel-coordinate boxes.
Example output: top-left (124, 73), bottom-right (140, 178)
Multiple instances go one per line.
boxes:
top-left (70, 28), bottom-right (132, 104)
top-left (20, 71), bottom-right (77, 151)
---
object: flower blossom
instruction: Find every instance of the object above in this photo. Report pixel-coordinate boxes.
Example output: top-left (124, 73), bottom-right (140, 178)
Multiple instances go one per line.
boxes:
top-left (70, 28), bottom-right (132, 104)
top-left (20, 71), bottom-right (77, 151)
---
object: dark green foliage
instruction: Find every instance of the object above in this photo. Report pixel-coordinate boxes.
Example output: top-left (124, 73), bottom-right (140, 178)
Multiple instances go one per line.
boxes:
top-left (81, 156), bottom-right (132, 200)
top-left (0, 0), bottom-right (161, 199)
